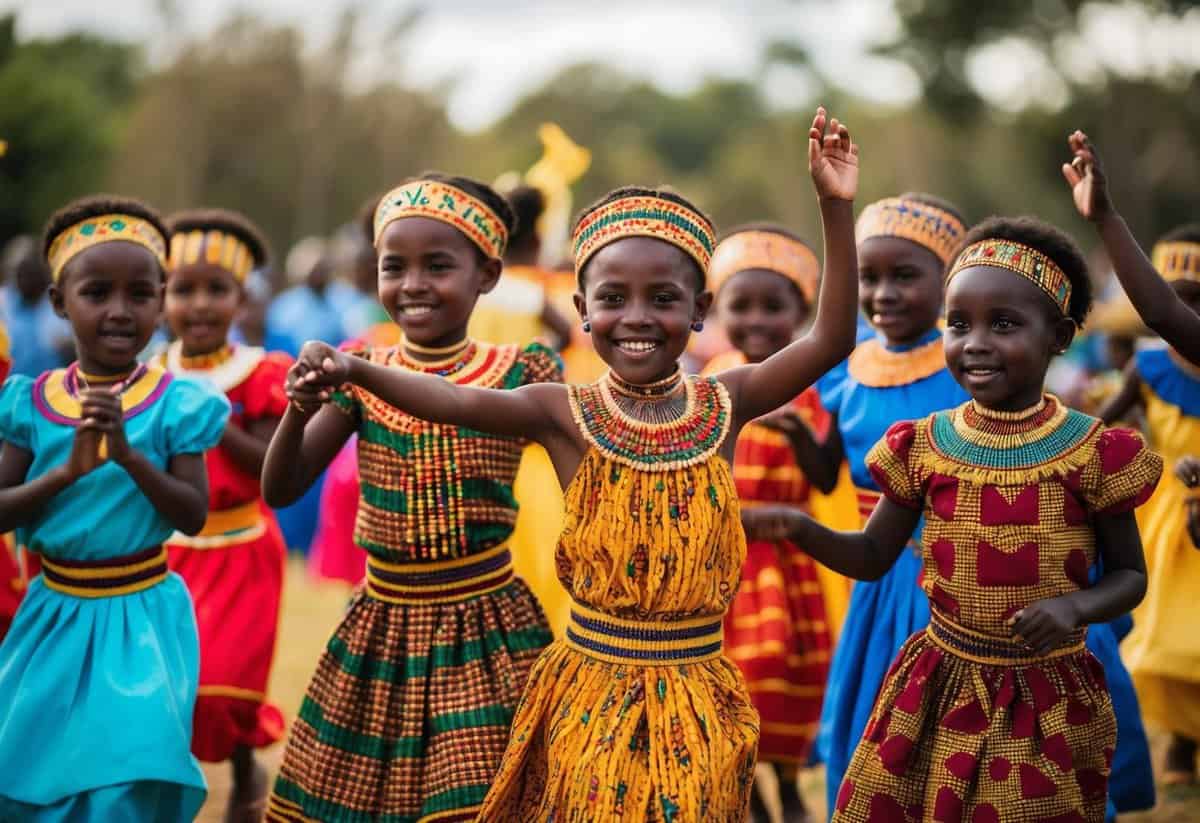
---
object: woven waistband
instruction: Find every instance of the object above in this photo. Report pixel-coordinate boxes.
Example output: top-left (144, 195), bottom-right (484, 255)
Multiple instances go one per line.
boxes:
top-left (41, 546), bottom-right (168, 598)
top-left (926, 612), bottom-right (1086, 665)
top-left (365, 541), bottom-right (514, 605)
top-left (171, 500), bottom-right (266, 549)
top-left (564, 601), bottom-right (724, 666)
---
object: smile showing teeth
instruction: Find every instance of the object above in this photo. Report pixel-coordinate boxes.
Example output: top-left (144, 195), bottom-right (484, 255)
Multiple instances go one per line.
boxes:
top-left (400, 305), bottom-right (435, 317)
top-left (616, 340), bottom-right (658, 353)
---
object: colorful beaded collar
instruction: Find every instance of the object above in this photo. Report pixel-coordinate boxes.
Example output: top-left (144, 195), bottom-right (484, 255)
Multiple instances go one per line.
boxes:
top-left (927, 395), bottom-right (1100, 481)
top-left (847, 333), bottom-right (946, 388)
top-left (569, 373), bottom-right (731, 471)
top-left (34, 362), bottom-right (172, 425)
top-left (160, 341), bottom-right (264, 393)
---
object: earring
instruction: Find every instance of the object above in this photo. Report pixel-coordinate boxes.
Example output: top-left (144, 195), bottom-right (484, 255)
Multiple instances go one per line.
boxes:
top-left (692, 321), bottom-right (704, 332)
top-left (582, 320), bottom-right (591, 333)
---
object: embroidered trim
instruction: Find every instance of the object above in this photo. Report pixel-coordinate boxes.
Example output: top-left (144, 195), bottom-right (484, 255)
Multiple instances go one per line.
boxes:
top-left (161, 341), bottom-right (265, 394)
top-left (169, 229), bottom-right (254, 281)
top-left (374, 180), bottom-right (507, 259)
top-left (855, 197), bottom-right (967, 265)
top-left (41, 546), bottom-right (168, 598)
top-left (47, 213), bottom-right (167, 282)
top-left (949, 239), bottom-right (1071, 316)
top-left (846, 335), bottom-right (946, 388)
top-left (573, 195), bottom-right (715, 275)
top-left (33, 363), bottom-right (172, 426)
top-left (564, 599), bottom-right (724, 665)
top-left (364, 541), bottom-right (514, 604)
top-left (709, 230), bottom-right (819, 301)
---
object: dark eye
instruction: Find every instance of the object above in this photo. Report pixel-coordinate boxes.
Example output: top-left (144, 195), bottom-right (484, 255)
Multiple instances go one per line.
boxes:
top-left (598, 292), bottom-right (623, 306)
top-left (946, 317), bottom-right (967, 331)
top-left (653, 291), bottom-right (678, 305)
top-left (858, 270), bottom-right (877, 284)
top-left (993, 317), bottom-right (1016, 331)
top-left (764, 299), bottom-right (784, 313)
top-left (895, 269), bottom-right (917, 282)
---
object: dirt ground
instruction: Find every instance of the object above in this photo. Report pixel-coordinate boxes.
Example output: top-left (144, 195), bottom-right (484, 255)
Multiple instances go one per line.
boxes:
top-left (196, 558), bottom-right (1200, 822)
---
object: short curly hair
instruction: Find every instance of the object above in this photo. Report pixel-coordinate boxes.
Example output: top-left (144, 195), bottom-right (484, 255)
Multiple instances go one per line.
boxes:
top-left (572, 186), bottom-right (714, 290)
top-left (42, 194), bottom-right (169, 281)
top-left (505, 185), bottom-right (546, 256)
top-left (167, 208), bottom-right (270, 269)
top-left (956, 215), bottom-right (1093, 327)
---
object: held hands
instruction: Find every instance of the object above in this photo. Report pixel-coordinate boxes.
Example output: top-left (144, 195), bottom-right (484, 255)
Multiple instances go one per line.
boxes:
top-left (73, 389), bottom-right (132, 472)
top-left (1007, 597), bottom-right (1082, 656)
top-left (1062, 130), bottom-right (1113, 222)
top-left (809, 106), bottom-right (859, 202)
top-left (286, 340), bottom-right (352, 413)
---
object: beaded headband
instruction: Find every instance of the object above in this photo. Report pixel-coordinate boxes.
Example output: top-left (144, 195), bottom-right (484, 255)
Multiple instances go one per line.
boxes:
top-left (856, 197), bottom-right (967, 266)
top-left (374, 180), bottom-right (507, 260)
top-left (169, 230), bottom-right (255, 282)
top-left (47, 214), bottom-right (167, 283)
top-left (1151, 240), bottom-right (1200, 283)
top-left (572, 195), bottom-right (715, 278)
top-left (709, 230), bottom-right (819, 302)
top-left (948, 238), bottom-right (1072, 316)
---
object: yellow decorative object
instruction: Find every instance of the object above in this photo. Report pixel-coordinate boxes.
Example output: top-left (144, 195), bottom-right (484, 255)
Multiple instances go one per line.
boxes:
top-left (573, 195), bottom-right (715, 276)
top-left (855, 197), bottom-right (967, 266)
top-left (525, 123), bottom-right (592, 266)
top-left (709, 230), bottom-right (819, 301)
top-left (169, 229), bottom-right (254, 281)
top-left (1152, 240), bottom-right (1200, 283)
top-left (47, 214), bottom-right (167, 282)
top-left (949, 239), bottom-right (1072, 317)
top-left (374, 179), bottom-right (508, 259)
top-left (847, 335), bottom-right (947, 388)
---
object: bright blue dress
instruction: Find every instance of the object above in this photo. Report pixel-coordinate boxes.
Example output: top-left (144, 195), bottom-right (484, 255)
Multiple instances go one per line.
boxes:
top-left (0, 366), bottom-right (228, 822)
top-left (816, 328), bottom-right (968, 817)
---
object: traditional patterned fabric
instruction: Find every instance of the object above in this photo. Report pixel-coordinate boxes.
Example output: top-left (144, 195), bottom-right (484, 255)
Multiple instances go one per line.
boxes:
top-left (830, 397), bottom-right (1161, 822)
top-left (816, 327), bottom-right (968, 811)
top-left (855, 197), bottom-right (967, 266)
top-left (266, 341), bottom-right (559, 823)
top-left (374, 179), bottom-right (508, 259)
top-left (0, 369), bottom-right (227, 820)
top-left (573, 195), bottom-right (716, 275)
top-left (478, 375), bottom-right (758, 822)
top-left (949, 239), bottom-right (1072, 317)
top-left (156, 343), bottom-right (291, 762)
top-left (1152, 240), bottom-right (1200, 283)
top-left (47, 213), bottom-right (167, 282)
top-left (169, 229), bottom-right (254, 281)
top-left (709, 230), bottom-right (819, 301)
top-left (1126, 347), bottom-right (1200, 741)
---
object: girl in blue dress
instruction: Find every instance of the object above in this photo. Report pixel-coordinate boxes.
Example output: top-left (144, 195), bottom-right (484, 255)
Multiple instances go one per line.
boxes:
top-left (811, 194), bottom-right (971, 815)
top-left (0, 195), bottom-right (229, 821)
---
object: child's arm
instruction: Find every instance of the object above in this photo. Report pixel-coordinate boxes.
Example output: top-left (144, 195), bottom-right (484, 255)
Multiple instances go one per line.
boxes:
top-left (772, 497), bottom-right (920, 581)
top-left (1009, 511), bottom-right (1147, 654)
top-left (1064, 131), bottom-right (1200, 365)
top-left (720, 108), bottom-right (859, 423)
top-left (758, 410), bottom-right (840, 494)
top-left (0, 436), bottom-right (86, 532)
top-left (261, 402), bottom-right (355, 508)
top-left (219, 418), bottom-right (279, 478)
top-left (81, 390), bottom-right (210, 535)
top-left (1097, 360), bottom-right (1143, 424)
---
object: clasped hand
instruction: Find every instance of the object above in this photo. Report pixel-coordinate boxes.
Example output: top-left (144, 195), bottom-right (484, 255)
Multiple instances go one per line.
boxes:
top-left (67, 389), bottom-right (132, 478)
top-left (286, 341), bottom-right (352, 413)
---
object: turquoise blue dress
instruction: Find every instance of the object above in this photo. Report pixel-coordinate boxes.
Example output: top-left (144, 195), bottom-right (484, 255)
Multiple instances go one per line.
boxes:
top-left (0, 367), bottom-right (228, 822)
top-left (816, 328), bottom-right (968, 817)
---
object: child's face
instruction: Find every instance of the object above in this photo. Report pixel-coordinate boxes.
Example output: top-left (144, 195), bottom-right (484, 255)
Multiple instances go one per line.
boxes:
top-left (858, 236), bottom-right (944, 347)
top-left (49, 242), bottom-right (164, 375)
top-left (575, 237), bottom-right (710, 384)
top-left (164, 261), bottom-right (243, 356)
top-left (716, 269), bottom-right (809, 364)
top-left (944, 265), bottom-right (1074, 411)
top-left (376, 217), bottom-right (500, 349)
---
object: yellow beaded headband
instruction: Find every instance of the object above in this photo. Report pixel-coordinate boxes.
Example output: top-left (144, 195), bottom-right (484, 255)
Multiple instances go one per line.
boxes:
top-left (374, 180), bottom-right (508, 260)
top-left (709, 230), bottom-right (819, 302)
top-left (168, 230), bottom-right (255, 282)
top-left (47, 214), bottom-right (167, 283)
top-left (856, 197), bottom-right (967, 266)
top-left (1152, 241), bottom-right (1200, 283)
top-left (572, 195), bottom-right (715, 277)
top-left (948, 238), bottom-right (1072, 316)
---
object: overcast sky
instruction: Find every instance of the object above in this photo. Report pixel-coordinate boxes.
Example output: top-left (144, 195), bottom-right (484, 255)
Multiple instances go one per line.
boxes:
top-left (5, 1), bottom-right (1199, 130)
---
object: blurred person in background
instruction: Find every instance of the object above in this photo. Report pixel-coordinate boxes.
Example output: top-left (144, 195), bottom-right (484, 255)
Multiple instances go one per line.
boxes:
top-left (0, 235), bottom-right (72, 377)
top-left (265, 236), bottom-right (347, 356)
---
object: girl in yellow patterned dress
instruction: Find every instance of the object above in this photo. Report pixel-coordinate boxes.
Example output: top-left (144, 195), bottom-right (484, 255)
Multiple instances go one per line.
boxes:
top-left (782, 216), bottom-right (1162, 822)
top-left (288, 106), bottom-right (862, 821)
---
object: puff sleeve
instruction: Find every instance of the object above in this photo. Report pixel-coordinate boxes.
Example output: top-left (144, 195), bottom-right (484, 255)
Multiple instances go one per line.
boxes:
top-left (516, 342), bottom-right (565, 387)
top-left (161, 375), bottom-right (230, 455)
top-left (240, 352), bottom-right (292, 420)
top-left (865, 419), bottom-right (924, 509)
top-left (0, 375), bottom-right (35, 451)
top-left (1083, 427), bottom-right (1163, 514)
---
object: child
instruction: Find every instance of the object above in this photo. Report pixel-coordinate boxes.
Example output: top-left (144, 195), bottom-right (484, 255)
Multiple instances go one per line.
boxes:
top-left (786, 216), bottom-right (1162, 821)
top-left (705, 224), bottom-right (836, 822)
top-left (155, 209), bottom-right (290, 820)
top-left (288, 106), bottom-right (861, 821)
top-left (0, 196), bottom-right (229, 820)
top-left (261, 173), bottom-right (562, 823)
top-left (1100, 230), bottom-right (1200, 787)
top-left (814, 193), bottom-right (971, 814)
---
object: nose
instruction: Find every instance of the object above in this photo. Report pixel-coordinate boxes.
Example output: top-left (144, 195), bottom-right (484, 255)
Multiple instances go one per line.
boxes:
top-left (621, 296), bottom-right (652, 327)
top-left (962, 328), bottom-right (992, 355)
top-left (399, 271), bottom-right (429, 296)
top-left (873, 278), bottom-right (899, 304)
top-left (108, 292), bottom-right (134, 323)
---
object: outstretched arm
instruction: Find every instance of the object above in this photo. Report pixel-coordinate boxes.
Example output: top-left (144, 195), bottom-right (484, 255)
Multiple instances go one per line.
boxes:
top-left (1064, 131), bottom-right (1200, 365)
top-left (261, 402), bottom-right (355, 508)
top-left (722, 107), bottom-right (859, 423)
top-left (1097, 360), bottom-right (1143, 425)
top-left (773, 496), bottom-right (920, 580)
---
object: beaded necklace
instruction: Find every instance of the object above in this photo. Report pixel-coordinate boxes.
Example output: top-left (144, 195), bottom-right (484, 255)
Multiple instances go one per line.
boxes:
top-left (606, 368), bottom-right (687, 425)
top-left (176, 344), bottom-right (235, 370)
top-left (70, 362), bottom-right (149, 398)
top-left (397, 339), bottom-right (477, 377)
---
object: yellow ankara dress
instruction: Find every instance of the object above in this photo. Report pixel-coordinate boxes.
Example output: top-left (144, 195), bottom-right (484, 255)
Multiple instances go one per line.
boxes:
top-left (478, 374), bottom-right (759, 821)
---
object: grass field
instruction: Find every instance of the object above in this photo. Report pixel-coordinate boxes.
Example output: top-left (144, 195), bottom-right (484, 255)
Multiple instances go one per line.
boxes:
top-left (196, 558), bottom-right (1200, 822)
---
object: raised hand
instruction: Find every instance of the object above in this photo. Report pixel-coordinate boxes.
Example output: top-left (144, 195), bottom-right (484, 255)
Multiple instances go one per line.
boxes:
top-left (809, 106), bottom-right (859, 202)
top-left (79, 389), bottom-right (132, 465)
top-left (1061, 130), bottom-right (1112, 222)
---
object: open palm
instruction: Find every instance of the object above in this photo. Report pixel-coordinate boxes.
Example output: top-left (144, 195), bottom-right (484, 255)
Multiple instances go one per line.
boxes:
top-left (809, 107), bottom-right (859, 201)
top-left (1061, 130), bottom-right (1109, 221)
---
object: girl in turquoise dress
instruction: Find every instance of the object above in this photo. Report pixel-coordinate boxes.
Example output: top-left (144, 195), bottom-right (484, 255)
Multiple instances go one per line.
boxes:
top-left (0, 196), bottom-right (229, 821)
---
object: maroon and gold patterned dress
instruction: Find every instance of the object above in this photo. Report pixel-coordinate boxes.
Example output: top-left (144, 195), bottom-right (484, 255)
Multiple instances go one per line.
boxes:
top-left (833, 396), bottom-right (1161, 823)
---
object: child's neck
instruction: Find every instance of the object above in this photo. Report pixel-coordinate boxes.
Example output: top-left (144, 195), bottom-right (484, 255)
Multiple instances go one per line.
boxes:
top-left (178, 338), bottom-right (231, 359)
top-left (402, 333), bottom-right (471, 364)
top-left (972, 387), bottom-right (1047, 415)
top-left (76, 356), bottom-right (139, 380)
top-left (879, 325), bottom-right (939, 351)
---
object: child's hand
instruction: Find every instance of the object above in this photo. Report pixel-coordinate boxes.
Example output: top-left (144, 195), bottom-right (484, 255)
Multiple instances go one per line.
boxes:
top-left (284, 360), bottom-right (327, 416)
top-left (66, 424), bottom-right (106, 480)
top-left (1175, 455), bottom-right (1200, 488)
top-left (1061, 130), bottom-right (1113, 222)
top-left (79, 389), bottom-right (132, 465)
top-left (742, 505), bottom-right (803, 542)
top-left (809, 106), bottom-right (859, 202)
top-left (287, 341), bottom-right (350, 410)
top-left (1007, 597), bottom-right (1082, 655)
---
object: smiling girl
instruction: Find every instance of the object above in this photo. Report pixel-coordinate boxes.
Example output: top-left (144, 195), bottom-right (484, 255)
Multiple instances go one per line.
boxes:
top-left (287, 107), bottom-right (861, 822)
